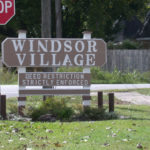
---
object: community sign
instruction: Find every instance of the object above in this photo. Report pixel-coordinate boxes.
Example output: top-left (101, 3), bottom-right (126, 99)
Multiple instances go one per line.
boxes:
top-left (2, 38), bottom-right (107, 67)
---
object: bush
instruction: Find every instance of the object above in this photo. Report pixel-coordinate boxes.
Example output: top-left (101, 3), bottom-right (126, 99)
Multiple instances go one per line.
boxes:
top-left (108, 40), bottom-right (142, 49)
top-left (57, 67), bottom-right (82, 72)
top-left (31, 97), bottom-right (74, 121)
top-left (121, 40), bottom-right (141, 49)
top-left (76, 107), bottom-right (118, 121)
top-left (7, 103), bottom-right (18, 114)
top-left (91, 67), bottom-right (147, 84)
top-left (0, 69), bottom-right (17, 84)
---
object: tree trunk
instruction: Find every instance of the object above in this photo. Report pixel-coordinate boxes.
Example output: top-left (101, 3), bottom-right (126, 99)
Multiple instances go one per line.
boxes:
top-left (55, 0), bottom-right (62, 38)
top-left (41, 0), bottom-right (52, 100)
top-left (41, 0), bottom-right (52, 38)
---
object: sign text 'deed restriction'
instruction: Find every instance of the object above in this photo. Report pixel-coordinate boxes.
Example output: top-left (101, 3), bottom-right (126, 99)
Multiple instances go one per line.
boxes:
top-left (19, 72), bottom-right (91, 86)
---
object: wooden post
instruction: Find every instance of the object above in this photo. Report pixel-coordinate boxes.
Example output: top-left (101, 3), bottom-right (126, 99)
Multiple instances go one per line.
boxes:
top-left (109, 93), bottom-right (114, 112)
top-left (82, 96), bottom-right (91, 109)
top-left (0, 95), bottom-right (6, 119)
top-left (98, 92), bottom-right (103, 109)
top-left (82, 31), bottom-right (92, 109)
top-left (18, 97), bottom-right (26, 116)
top-left (17, 30), bottom-right (27, 116)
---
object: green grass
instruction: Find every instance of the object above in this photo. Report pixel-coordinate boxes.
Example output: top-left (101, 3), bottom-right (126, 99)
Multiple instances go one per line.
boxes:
top-left (0, 118), bottom-right (150, 149)
top-left (135, 88), bottom-right (150, 96)
top-left (95, 88), bottom-right (150, 97)
top-left (2, 95), bottom-right (150, 149)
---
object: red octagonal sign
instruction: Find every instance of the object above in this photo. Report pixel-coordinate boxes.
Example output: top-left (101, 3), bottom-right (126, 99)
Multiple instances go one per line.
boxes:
top-left (0, 0), bottom-right (15, 25)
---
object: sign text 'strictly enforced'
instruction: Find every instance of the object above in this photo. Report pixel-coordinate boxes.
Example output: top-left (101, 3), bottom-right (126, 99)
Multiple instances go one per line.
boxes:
top-left (19, 72), bottom-right (91, 86)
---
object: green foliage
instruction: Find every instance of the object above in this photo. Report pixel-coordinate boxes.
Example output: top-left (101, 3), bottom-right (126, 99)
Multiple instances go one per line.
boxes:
top-left (57, 67), bottom-right (82, 72)
top-left (57, 67), bottom-right (149, 84)
top-left (77, 107), bottom-right (118, 121)
top-left (1, 67), bottom-right (149, 85)
top-left (0, 69), bottom-right (17, 84)
top-left (0, 0), bottom-right (41, 37)
top-left (63, 0), bottom-right (148, 40)
top-left (0, 0), bottom-right (147, 47)
top-left (31, 97), bottom-right (74, 121)
top-left (7, 103), bottom-right (18, 114)
top-left (30, 96), bottom-right (118, 121)
top-left (91, 67), bottom-right (147, 84)
top-left (108, 40), bottom-right (142, 49)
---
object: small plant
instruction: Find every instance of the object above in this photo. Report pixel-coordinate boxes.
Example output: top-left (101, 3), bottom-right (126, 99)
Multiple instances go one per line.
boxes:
top-left (31, 97), bottom-right (74, 121)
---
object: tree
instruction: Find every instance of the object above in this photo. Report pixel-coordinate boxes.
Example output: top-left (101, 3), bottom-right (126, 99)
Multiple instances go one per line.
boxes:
top-left (62, 0), bottom-right (148, 40)
top-left (41, 0), bottom-right (52, 38)
top-left (0, 0), bottom-right (148, 45)
top-left (55, 0), bottom-right (62, 38)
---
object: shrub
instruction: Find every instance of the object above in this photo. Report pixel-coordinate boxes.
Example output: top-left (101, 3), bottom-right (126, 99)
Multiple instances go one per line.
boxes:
top-left (31, 97), bottom-right (74, 121)
top-left (142, 71), bottom-right (150, 83)
top-left (57, 67), bottom-right (82, 72)
top-left (91, 67), bottom-right (147, 84)
top-left (76, 107), bottom-right (118, 121)
top-left (121, 40), bottom-right (141, 49)
top-left (0, 69), bottom-right (17, 84)
top-left (7, 103), bottom-right (18, 114)
top-left (108, 40), bottom-right (142, 49)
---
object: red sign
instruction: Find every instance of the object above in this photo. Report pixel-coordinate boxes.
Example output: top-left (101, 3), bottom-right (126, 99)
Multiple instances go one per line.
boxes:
top-left (0, 0), bottom-right (15, 25)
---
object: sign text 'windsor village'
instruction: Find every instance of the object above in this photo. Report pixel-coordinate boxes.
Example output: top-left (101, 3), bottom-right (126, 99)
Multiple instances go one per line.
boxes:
top-left (2, 38), bottom-right (106, 67)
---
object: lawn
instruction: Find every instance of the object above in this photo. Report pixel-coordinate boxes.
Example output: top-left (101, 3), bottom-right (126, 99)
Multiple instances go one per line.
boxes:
top-left (135, 88), bottom-right (150, 96)
top-left (0, 118), bottom-right (150, 150)
top-left (1, 95), bottom-right (150, 150)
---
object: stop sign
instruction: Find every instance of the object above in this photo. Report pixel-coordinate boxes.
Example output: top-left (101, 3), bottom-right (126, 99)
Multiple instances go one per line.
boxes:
top-left (0, 0), bottom-right (15, 25)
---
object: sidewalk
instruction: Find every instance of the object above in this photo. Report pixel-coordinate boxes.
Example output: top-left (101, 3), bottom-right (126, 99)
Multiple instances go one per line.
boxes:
top-left (1, 84), bottom-right (150, 98)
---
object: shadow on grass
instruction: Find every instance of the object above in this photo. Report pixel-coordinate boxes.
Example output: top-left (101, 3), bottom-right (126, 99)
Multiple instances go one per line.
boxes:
top-left (115, 106), bottom-right (150, 113)
top-left (119, 117), bottom-right (150, 121)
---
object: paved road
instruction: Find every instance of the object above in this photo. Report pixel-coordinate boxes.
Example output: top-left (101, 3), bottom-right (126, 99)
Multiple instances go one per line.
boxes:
top-left (1, 84), bottom-right (150, 98)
